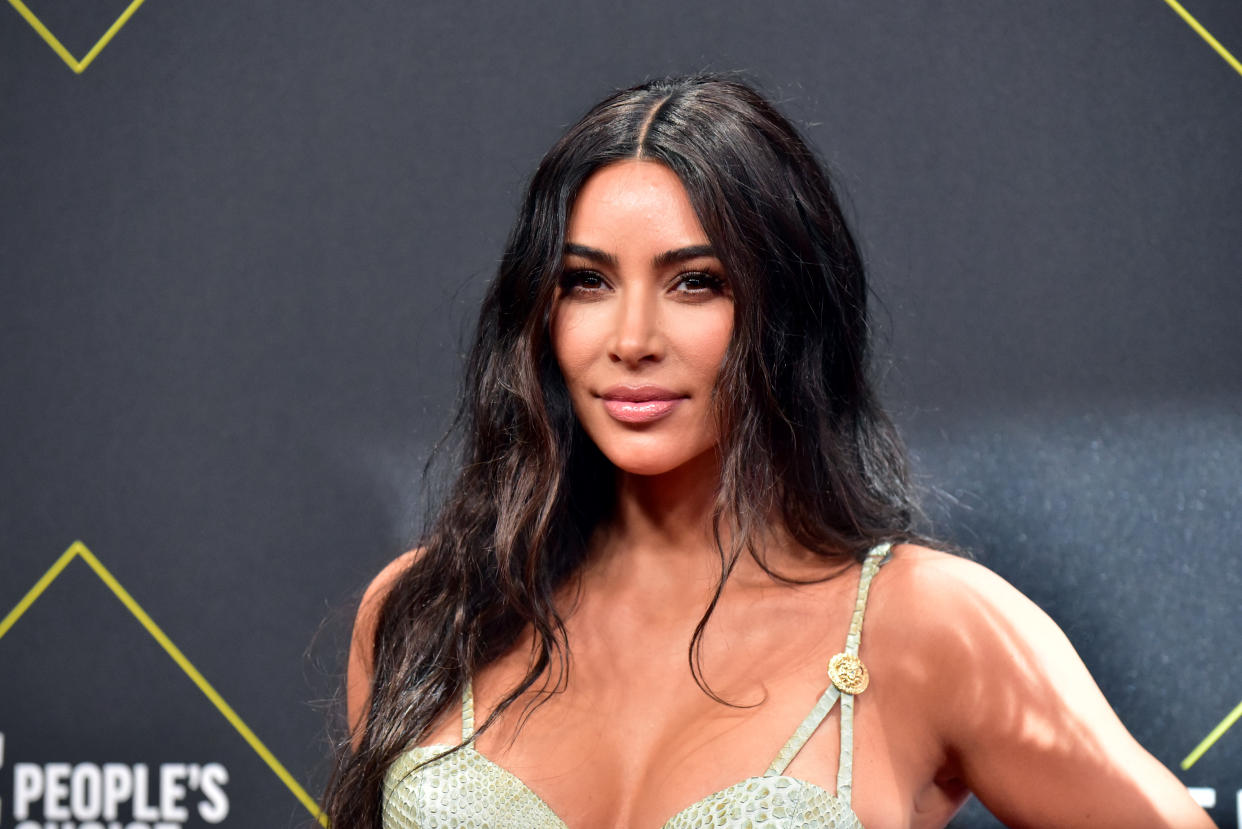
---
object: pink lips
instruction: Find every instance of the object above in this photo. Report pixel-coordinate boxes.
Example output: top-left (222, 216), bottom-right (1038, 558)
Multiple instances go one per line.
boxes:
top-left (599, 385), bottom-right (686, 423)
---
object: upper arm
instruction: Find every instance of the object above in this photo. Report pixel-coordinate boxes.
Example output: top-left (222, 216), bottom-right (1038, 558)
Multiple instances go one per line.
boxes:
top-left (885, 548), bottom-right (1211, 828)
top-left (346, 549), bottom-right (420, 747)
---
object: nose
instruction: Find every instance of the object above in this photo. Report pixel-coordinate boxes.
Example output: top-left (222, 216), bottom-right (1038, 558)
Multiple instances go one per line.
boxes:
top-left (607, 286), bottom-right (662, 367)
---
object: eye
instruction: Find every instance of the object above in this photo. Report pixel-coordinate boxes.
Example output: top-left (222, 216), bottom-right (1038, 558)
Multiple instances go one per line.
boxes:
top-left (559, 269), bottom-right (609, 296)
top-left (673, 271), bottom-right (728, 297)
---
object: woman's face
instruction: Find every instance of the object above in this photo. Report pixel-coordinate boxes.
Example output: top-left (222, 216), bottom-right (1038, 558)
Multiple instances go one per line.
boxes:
top-left (551, 160), bottom-right (734, 477)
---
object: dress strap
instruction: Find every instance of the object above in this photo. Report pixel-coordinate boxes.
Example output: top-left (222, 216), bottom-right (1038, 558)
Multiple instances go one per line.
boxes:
top-left (764, 541), bottom-right (891, 802)
top-left (461, 680), bottom-right (475, 741)
top-left (834, 542), bottom-right (888, 803)
top-left (763, 684), bottom-right (842, 778)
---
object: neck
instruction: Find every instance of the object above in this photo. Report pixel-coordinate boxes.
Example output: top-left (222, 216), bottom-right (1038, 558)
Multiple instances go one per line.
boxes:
top-left (588, 448), bottom-right (731, 590)
top-left (584, 451), bottom-right (835, 594)
top-left (622, 447), bottom-right (722, 535)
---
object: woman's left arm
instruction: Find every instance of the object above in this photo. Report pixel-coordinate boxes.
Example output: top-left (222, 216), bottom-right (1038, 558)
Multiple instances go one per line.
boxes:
top-left (893, 549), bottom-right (1213, 828)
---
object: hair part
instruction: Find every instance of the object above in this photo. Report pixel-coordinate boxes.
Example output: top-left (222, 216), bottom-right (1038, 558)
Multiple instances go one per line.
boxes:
top-left (323, 73), bottom-right (925, 826)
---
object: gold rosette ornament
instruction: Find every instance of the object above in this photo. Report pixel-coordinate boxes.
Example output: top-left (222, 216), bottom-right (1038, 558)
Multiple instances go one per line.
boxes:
top-left (828, 652), bottom-right (869, 694)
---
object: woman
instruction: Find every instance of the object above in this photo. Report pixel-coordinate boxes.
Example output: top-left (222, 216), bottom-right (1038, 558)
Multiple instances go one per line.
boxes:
top-left (325, 75), bottom-right (1210, 827)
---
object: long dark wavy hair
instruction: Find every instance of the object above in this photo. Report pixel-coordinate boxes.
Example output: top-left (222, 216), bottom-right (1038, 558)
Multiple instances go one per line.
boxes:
top-left (323, 73), bottom-right (922, 826)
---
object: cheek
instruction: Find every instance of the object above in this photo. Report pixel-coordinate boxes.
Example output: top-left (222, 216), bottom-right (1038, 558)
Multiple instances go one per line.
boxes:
top-left (682, 308), bottom-right (734, 378)
top-left (550, 306), bottom-right (597, 389)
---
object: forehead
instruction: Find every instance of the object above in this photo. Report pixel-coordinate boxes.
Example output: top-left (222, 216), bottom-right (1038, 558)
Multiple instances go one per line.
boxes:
top-left (566, 161), bottom-right (710, 252)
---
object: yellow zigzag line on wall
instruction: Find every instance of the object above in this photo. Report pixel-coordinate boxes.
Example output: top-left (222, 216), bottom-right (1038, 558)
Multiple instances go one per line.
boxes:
top-left (12, 0), bottom-right (1239, 79)
top-left (1162, 0), bottom-right (1242, 77)
top-left (1154, 0), bottom-right (1240, 764)
top-left (0, 542), bottom-right (329, 827)
top-left (1182, 698), bottom-right (1242, 770)
top-left (6, 0), bottom-right (147, 73)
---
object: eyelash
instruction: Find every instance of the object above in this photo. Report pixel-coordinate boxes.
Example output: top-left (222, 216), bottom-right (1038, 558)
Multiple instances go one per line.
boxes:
top-left (558, 269), bottom-right (728, 297)
top-left (674, 271), bottom-right (727, 294)
top-left (559, 270), bottom-right (607, 293)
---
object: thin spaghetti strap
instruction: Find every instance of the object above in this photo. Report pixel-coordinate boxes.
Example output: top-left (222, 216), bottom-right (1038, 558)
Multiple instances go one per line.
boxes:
top-left (461, 680), bottom-right (475, 742)
top-left (763, 542), bottom-right (892, 791)
top-left (764, 684), bottom-right (843, 776)
top-left (835, 542), bottom-right (890, 804)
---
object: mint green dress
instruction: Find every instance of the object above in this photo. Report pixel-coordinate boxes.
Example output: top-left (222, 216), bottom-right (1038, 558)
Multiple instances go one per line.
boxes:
top-left (382, 543), bottom-right (891, 828)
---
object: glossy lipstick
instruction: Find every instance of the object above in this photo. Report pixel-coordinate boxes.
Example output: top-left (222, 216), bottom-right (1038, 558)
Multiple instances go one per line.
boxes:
top-left (599, 385), bottom-right (685, 423)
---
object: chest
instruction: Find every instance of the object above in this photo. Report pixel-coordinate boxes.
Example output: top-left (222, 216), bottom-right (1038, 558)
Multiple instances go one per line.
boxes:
top-left (411, 586), bottom-right (951, 827)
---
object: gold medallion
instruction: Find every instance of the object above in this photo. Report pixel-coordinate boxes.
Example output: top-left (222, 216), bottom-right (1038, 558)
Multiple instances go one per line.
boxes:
top-left (828, 652), bottom-right (869, 694)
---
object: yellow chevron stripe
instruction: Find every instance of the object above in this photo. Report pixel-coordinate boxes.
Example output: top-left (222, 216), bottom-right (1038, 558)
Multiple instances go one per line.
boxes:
top-left (1161, 0), bottom-right (1242, 78)
top-left (6, 0), bottom-right (148, 73)
top-left (0, 542), bottom-right (329, 826)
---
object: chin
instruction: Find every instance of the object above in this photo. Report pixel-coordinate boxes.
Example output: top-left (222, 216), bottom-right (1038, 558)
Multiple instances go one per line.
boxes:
top-left (595, 438), bottom-right (719, 479)
top-left (609, 457), bottom-right (687, 477)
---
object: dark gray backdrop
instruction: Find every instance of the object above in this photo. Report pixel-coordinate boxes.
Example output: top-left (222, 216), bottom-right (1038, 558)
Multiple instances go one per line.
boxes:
top-left (2, 2), bottom-right (1239, 827)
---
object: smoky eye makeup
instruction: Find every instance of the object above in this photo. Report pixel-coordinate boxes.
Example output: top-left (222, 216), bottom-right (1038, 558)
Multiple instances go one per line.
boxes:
top-left (674, 270), bottom-right (727, 292)
top-left (557, 267), bottom-right (608, 295)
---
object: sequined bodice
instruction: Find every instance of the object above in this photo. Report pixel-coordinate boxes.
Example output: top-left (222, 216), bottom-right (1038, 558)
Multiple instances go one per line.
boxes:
top-left (382, 543), bottom-right (890, 829)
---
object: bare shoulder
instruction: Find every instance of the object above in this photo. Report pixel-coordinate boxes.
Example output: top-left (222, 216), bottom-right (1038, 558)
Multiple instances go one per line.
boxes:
top-left (875, 541), bottom-right (1023, 601)
top-left (346, 548), bottom-right (423, 741)
top-left (358, 548), bottom-right (424, 623)
top-left (870, 543), bottom-right (1103, 726)
top-left (871, 542), bottom-right (1054, 645)
top-left (868, 543), bottom-right (1211, 827)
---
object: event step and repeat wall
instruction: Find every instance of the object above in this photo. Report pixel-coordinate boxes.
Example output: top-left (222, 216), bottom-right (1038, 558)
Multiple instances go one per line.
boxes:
top-left (2, 3), bottom-right (1239, 827)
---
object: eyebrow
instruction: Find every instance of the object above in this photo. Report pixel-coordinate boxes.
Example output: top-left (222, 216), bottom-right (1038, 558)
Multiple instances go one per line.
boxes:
top-left (563, 242), bottom-right (718, 269)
